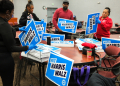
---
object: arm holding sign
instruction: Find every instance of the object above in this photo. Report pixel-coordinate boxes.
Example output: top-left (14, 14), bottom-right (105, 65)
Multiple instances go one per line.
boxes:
top-left (0, 23), bottom-right (36, 52)
top-left (94, 7), bottom-right (113, 40)
top-left (52, 9), bottom-right (59, 29)
top-left (52, 9), bottom-right (62, 32)
top-left (19, 26), bottom-right (26, 32)
top-left (32, 13), bottom-right (41, 21)
top-left (100, 18), bottom-right (113, 31)
top-left (96, 18), bottom-right (112, 31)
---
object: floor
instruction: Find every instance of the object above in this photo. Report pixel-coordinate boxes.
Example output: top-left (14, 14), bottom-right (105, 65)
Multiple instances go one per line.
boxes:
top-left (0, 52), bottom-right (120, 86)
top-left (0, 52), bottom-right (57, 86)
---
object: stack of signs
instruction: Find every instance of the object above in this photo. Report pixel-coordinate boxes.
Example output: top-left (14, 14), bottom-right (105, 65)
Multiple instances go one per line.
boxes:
top-left (42, 33), bottom-right (65, 41)
top-left (75, 38), bottom-right (102, 52)
top-left (86, 13), bottom-right (100, 35)
top-left (27, 20), bottom-right (46, 40)
top-left (51, 41), bottom-right (74, 47)
top-left (19, 19), bottom-right (41, 54)
top-left (58, 18), bottom-right (78, 33)
top-left (21, 49), bottom-right (50, 62)
top-left (102, 37), bottom-right (120, 50)
top-left (46, 52), bottom-right (74, 86)
top-left (75, 38), bottom-right (101, 44)
top-left (27, 43), bottom-right (61, 61)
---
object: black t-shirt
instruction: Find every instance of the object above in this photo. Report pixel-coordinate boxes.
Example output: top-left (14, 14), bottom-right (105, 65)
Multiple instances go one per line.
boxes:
top-left (0, 17), bottom-right (28, 52)
top-left (19, 10), bottom-right (40, 26)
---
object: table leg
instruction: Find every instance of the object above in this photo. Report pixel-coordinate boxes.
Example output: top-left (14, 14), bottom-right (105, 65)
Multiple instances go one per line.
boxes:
top-left (42, 63), bottom-right (45, 86)
top-left (39, 63), bottom-right (42, 86)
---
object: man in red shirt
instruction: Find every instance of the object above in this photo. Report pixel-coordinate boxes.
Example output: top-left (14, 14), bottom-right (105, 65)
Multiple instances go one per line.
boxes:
top-left (94, 7), bottom-right (113, 41)
top-left (52, 0), bottom-right (74, 39)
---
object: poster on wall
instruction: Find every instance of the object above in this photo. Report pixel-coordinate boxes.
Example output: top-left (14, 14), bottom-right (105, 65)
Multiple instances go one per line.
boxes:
top-left (46, 52), bottom-right (74, 86)
top-left (102, 37), bottom-right (120, 50)
top-left (86, 13), bottom-right (100, 35)
top-left (58, 18), bottom-right (78, 33)
top-left (19, 19), bottom-right (40, 54)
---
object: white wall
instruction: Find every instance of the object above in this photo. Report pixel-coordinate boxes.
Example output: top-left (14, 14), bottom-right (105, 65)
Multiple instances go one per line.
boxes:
top-left (13, 0), bottom-right (63, 23)
top-left (13, 0), bottom-right (120, 26)
top-left (68, 0), bottom-right (120, 26)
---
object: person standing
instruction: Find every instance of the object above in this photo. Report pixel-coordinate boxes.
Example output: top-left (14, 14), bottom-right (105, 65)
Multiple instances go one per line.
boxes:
top-left (52, 0), bottom-right (74, 39)
top-left (19, 0), bottom-right (40, 26)
top-left (0, 0), bottom-right (36, 86)
top-left (93, 7), bottom-right (113, 41)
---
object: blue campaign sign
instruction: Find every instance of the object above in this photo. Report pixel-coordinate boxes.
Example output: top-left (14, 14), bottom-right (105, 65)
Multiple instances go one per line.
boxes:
top-left (46, 52), bottom-right (74, 86)
top-left (86, 13), bottom-right (100, 35)
top-left (27, 20), bottom-right (46, 39)
top-left (76, 38), bottom-right (100, 44)
top-left (42, 33), bottom-right (65, 41)
top-left (102, 37), bottom-right (120, 50)
top-left (58, 18), bottom-right (78, 33)
top-left (51, 41), bottom-right (74, 44)
top-left (19, 19), bottom-right (40, 54)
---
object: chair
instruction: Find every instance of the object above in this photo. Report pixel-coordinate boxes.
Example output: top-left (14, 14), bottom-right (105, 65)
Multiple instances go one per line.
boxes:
top-left (100, 46), bottom-right (120, 68)
top-left (115, 23), bottom-right (119, 27)
top-left (68, 66), bottom-right (97, 86)
top-left (86, 57), bottom-right (120, 86)
top-left (86, 46), bottom-right (120, 86)
top-left (80, 21), bottom-right (84, 25)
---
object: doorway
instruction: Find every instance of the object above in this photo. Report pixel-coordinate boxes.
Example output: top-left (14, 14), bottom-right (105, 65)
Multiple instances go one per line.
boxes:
top-left (47, 7), bottom-right (57, 23)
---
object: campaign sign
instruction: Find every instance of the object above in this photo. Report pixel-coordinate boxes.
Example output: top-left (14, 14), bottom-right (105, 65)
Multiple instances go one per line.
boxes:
top-left (102, 37), bottom-right (120, 50)
top-left (27, 20), bottom-right (46, 39)
top-left (51, 41), bottom-right (74, 44)
top-left (58, 18), bottom-right (78, 33)
top-left (86, 13), bottom-right (100, 35)
top-left (19, 19), bottom-right (40, 54)
top-left (46, 52), bottom-right (74, 86)
top-left (35, 43), bottom-right (61, 53)
top-left (42, 33), bottom-right (65, 41)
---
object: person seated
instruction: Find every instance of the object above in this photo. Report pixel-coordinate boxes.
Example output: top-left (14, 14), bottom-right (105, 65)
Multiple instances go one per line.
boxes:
top-left (73, 15), bottom-right (82, 29)
top-left (19, 0), bottom-right (40, 26)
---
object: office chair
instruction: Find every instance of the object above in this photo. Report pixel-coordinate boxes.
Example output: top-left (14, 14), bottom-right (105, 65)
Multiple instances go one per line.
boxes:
top-left (68, 66), bottom-right (97, 86)
top-left (99, 46), bottom-right (120, 68)
top-left (86, 56), bottom-right (120, 86)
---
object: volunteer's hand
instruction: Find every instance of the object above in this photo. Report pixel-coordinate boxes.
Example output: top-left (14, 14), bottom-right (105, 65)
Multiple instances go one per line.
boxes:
top-left (28, 44), bottom-right (37, 50)
top-left (58, 28), bottom-right (62, 32)
top-left (19, 26), bottom-right (26, 32)
top-left (40, 19), bottom-right (44, 24)
top-left (96, 19), bottom-right (101, 24)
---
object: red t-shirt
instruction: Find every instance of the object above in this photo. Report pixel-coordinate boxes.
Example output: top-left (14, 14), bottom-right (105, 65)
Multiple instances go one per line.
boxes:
top-left (94, 16), bottom-right (113, 39)
top-left (52, 8), bottom-right (74, 29)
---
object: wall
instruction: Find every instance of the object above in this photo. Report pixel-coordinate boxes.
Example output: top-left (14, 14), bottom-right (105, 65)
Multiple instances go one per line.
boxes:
top-left (13, 0), bottom-right (120, 26)
top-left (13, 0), bottom-right (63, 23)
top-left (68, 0), bottom-right (120, 26)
